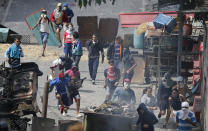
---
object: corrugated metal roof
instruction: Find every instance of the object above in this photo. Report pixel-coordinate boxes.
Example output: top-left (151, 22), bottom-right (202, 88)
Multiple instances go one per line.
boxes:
top-left (120, 11), bottom-right (194, 28)
top-left (158, 0), bottom-right (180, 6)
top-left (158, 0), bottom-right (196, 10)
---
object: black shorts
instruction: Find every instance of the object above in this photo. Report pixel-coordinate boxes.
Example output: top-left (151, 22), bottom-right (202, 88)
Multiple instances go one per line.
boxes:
top-left (160, 100), bottom-right (169, 111)
top-left (55, 24), bottom-right (63, 30)
top-left (68, 89), bottom-right (80, 105)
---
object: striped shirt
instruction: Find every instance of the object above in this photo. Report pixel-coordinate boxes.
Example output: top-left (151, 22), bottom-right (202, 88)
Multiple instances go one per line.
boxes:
top-left (176, 111), bottom-right (196, 131)
top-left (114, 43), bottom-right (121, 60)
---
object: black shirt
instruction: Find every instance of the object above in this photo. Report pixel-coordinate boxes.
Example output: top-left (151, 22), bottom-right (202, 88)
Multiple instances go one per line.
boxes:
top-left (86, 40), bottom-right (104, 59)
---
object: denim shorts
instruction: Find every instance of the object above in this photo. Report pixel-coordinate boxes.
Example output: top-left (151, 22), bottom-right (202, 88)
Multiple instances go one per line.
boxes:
top-left (58, 93), bottom-right (69, 106)
top-left (40, 32), bottom-right (49, 43)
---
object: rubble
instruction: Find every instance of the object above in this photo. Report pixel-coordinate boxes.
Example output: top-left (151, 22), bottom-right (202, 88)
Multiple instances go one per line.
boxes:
top-left (86, 102), bottom-right (138, 118)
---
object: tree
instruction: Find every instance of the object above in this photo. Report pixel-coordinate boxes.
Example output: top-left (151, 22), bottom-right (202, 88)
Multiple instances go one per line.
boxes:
top-left (75, 0), bottom-right (116, 8)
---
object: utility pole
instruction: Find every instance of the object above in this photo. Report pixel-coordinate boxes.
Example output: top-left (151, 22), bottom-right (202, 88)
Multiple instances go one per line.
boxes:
top-left (1, 0), bottom-right (13, 24)
top-left (177, 0), bottom-right (184, 76)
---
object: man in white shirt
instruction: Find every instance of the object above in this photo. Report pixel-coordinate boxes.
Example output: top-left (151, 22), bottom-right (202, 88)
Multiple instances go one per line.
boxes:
top-left (141, 87), bottom-right (157, 111)
top-left (32, 9), bottom-right (54, 56)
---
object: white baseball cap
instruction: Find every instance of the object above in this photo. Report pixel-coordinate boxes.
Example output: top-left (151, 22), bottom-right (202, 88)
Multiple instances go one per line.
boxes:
top-left (181, 101), bottom-right (189, 109)
top-left (57, 3), bottom-right (62, 7)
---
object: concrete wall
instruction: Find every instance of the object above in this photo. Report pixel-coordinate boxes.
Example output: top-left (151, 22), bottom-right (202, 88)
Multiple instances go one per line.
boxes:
top-left (0, 0), bottom-right (157, 43)
top-left (201, 24), bottom-right (208, 131)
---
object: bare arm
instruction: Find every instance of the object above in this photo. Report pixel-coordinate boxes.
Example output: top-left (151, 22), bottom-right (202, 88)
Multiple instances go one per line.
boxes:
top-left (32, 18), bottom-right (41, 30)
top-left (50, 69), bottom-right (55, 79)
top-left (168, 97), bottom-right (174, 116)
top-left (62, 35), bottom-right (65, 47)
top-left (104, 78), bottom-right (107, 88)
top-left (50, 20), bottom-right (55, 33)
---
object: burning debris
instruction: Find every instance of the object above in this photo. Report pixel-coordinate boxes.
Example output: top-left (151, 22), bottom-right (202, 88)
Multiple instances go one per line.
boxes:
top-left (86, 102), bottom-right (138, 118)
top-left (0, 63), bottom-right (40, 130)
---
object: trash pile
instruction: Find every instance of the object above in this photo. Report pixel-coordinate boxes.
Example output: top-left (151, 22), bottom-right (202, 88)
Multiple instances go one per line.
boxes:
top-left (86, 102), bottom-right (138, 118)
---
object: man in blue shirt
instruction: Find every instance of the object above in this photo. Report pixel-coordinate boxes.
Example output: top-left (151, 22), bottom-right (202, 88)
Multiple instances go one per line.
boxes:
top-left (50, 73), bottom-right (70, 116)
top-left (107, 36), bottom-right (123, 71)
top-left (176, 102), bottom-right (197, 131)
top-left (111, 79), bottom-right (136, 105)
top-left (5, 38), bottom-right (24, 68)
top-left (5, 38), bottom-right (43, 76)
top-left (63, 3), bottom-right (74, 23)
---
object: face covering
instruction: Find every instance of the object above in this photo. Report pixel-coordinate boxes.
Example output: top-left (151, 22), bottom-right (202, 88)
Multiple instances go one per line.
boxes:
top-left (41, 14), bottom-right (47, 18)
top-left (63, 7), bottom-right (67, 10)
top-left (93, 40), bottom-right (97, 44)
top-left (124, 82), bottom-right (130, 89)
top-left (179, 108), bottom-right (189, 120)
top-left (57, 7), bottom-right (62, 11)
top-left (162, 79), bottom-right (169, 88)
top-left (66, 28), bottom-right (74, 34)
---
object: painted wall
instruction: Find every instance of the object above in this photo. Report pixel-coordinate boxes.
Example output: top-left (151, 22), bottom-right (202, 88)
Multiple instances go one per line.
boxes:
top-left (0, 0), bottom-right (157, 43)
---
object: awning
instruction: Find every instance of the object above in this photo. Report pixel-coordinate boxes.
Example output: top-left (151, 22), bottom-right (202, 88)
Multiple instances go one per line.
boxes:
top-left (120, 11), bottom-right (194, 28)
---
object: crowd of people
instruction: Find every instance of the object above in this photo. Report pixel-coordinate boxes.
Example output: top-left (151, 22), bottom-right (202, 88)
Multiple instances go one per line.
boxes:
top-left (3, 2), bottom-right (198, 131)
top-left (136, 74), bottom-right (197, 131)
top-left (4, 2), bottom-right (138, 118)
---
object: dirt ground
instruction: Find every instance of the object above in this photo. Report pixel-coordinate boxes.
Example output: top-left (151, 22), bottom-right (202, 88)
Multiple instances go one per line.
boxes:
top-left (0, 44), bottom-right (201, 131)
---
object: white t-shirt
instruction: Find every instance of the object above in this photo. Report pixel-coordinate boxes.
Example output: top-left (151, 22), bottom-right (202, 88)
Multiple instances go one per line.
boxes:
top-left (141, 94), bottom-right (157, 107)
top-left (40, 17), bottom-right (49, 33)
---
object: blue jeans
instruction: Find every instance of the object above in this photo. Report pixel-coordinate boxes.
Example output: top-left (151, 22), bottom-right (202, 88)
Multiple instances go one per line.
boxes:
top-left (73, 55), bottom-right (81, 66)
top-left (114, 59), bottom-right (122, 71)
top-left (105, 79), bottom-right (116, 101)
top-left (64, 43), bottom-right (72, 58)
top-left (40, 32), bottom-right (49, 43)
top-left (88, 57), bottom-right (99, 80)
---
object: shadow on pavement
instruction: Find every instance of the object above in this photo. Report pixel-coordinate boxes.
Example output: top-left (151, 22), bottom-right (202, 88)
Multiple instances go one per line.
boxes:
top-left (79, 89), bottom-right (95, 93)
top-left (155, 118), bottom-right (177, 130)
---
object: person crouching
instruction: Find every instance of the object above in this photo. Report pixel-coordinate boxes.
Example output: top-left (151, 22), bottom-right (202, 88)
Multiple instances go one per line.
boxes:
top-left (104, 60), bottom-right (120, 102)
top-left (136, 103), bottom-right (158, 131)
top-left (111, 79), bottom-right (136, 105)
top-left (49, 73), bottom-right (70, 116)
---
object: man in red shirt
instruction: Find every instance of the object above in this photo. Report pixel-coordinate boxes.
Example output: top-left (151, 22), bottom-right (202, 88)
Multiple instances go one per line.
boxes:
top-left (65, 63), bottom-right (82, 117)
top-left (62, 23), bottom-right (74, 59)
top-left (50, 3), bottom-right (68, 47)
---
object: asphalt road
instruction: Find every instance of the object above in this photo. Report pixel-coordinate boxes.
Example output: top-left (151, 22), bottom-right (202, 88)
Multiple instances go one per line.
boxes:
top-left (0, 45), bottom-right (201, 131)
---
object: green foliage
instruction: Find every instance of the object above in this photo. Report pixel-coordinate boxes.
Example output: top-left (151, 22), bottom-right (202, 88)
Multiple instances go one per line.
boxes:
top-left (76, 0), bottom-right (116, 8)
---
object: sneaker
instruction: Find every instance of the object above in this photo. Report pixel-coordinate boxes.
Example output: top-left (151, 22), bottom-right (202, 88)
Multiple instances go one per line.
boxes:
top-left (158, 113), bottom-right (161, 118)
top-left (58, 44), bottom-right (62, 48)
top-left (76, 113), bottom-right (83, 118)
top-left (62, 112), bottom-right (67, 116)
top-left (92, 80), bottom-right (95, 85)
